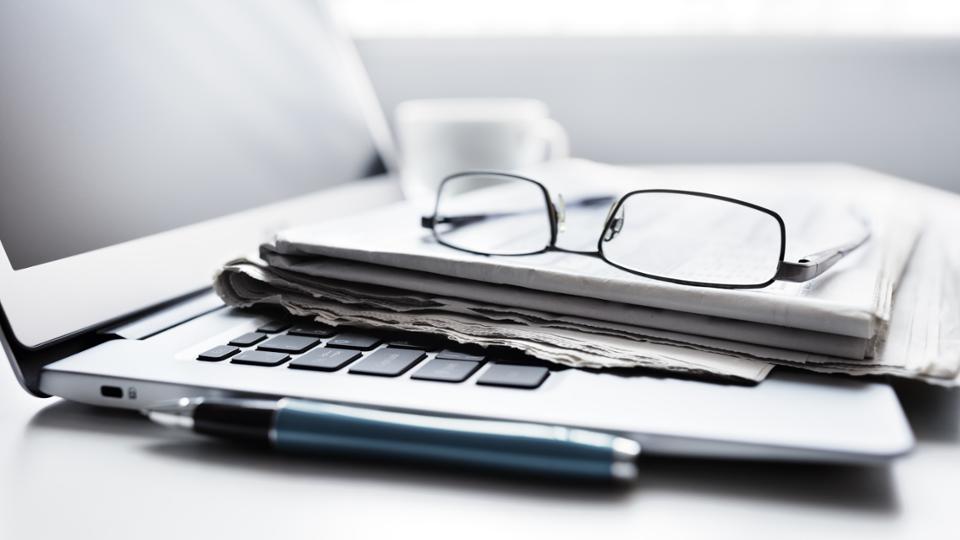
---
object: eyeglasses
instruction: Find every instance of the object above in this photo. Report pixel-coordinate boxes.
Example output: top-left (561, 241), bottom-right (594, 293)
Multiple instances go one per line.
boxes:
top-left (420, 171), bottom-right (870, 289)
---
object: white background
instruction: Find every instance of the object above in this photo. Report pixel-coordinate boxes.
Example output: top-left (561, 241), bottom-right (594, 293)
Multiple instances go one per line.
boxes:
top-left (2, 2), bottom-right (958, 536)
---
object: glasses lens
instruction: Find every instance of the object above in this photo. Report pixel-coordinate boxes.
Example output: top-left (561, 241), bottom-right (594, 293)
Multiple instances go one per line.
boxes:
top-left (432, 173), bottom-right (552, 255)
top-left (600, 192), bottom-right (783, 287)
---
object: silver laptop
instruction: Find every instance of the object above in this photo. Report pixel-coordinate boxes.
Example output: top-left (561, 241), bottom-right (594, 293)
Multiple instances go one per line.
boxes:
top-left (0, 0), bottom-right (913, 464)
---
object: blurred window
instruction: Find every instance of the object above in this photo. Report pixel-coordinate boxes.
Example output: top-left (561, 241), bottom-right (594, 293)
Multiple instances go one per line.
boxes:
top-left (332, 0), bottom-right (960, 37)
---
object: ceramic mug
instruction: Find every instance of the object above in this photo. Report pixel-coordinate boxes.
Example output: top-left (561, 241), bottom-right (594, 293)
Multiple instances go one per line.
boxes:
top-left (395, 98), bottom-right (569, 210)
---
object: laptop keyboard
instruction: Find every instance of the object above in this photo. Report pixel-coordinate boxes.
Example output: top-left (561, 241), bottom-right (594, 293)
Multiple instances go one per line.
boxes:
top-left (196, 319), bottom-right (550, 390)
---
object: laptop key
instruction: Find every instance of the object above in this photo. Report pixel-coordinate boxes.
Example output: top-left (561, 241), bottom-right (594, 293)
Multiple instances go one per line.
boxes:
top-left (197, 345), bottom-right (240, 362)
top-left (436, 349), bottom-right (485, 362)
top-left (257, 334), bottom-right (321, 354)
top-left (231, 350), bottom-right (290, 367)
top-left (289, 348), bottom-right (361, 372)
top-left (327, 333), bottom-right (382, 351)
top-left (228, 332), bottom-right (267, 347)
top-left (287, 324), bottom-right (336, 338)
top-left (258, 320), bottom-right (292, 333)
top-left (412, 359), bottom-right (481, 383)
top-left (477, 364), bottom-right (549, 389)
top-left (349, 348), bottom-right (426, 377)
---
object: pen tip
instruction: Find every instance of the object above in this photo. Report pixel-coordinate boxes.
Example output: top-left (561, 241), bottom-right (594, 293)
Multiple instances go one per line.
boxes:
top-left (140, 397), bottom-right (204, 426)
top-left (144, 410), bottom-right (195, 430)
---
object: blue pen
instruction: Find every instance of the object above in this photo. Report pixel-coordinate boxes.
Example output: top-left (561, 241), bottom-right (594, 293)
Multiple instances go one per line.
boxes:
top-left (144, 397), bottom-right (640, 482)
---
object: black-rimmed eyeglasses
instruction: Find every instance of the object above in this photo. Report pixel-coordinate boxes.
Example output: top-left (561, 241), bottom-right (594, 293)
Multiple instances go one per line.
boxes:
top-left (420, 171), bottom-right (870, 289)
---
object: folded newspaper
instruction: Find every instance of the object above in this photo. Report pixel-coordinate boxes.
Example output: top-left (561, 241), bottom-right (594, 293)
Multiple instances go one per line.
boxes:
top-left (214, 160), bottom-right (960, 385)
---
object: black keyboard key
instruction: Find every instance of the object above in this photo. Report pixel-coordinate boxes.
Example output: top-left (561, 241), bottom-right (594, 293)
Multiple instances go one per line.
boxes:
top-left (231, 350), bottom-right (290, 367)
top-left (197, 345), bottom-right (240, 362)
top-left (287, 324), bottom-right (336, 338)
top-left (327, 333), bottom-right (382, 351)
top-left (289, 348), bottom-right (361, 372)
top-left (412, 359), bottom-right (481, 383)
top-left (349, 348), bottom-right (425, 377)
top-left (436, 349), bottom-right (485, 362)
top-left (257, 334), bottom-right (321, 354)
top-left (228, 332), bottom-right (267, 347)
top-left (477, 364), bottom-right (549, 389)
top-left (258, 320), bottom-right (292, 333)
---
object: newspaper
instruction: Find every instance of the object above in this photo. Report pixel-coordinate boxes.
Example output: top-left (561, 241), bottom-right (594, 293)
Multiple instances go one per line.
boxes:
top-left (212, 161), bottom-right (960, 385)
top-left (274, 161), bottom-right (919, 343)
top-left (258, 249), bottom-right (872, 359)
top-left (215, 259), bottom-right (775, 383)
top-left (214, 213), bottom-right (960, 385)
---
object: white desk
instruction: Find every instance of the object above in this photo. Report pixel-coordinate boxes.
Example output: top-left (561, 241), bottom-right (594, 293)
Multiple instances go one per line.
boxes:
top-left (0, 366), bottom-right (955, 539)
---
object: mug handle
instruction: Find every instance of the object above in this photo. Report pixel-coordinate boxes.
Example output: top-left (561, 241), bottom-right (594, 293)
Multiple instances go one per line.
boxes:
top-left (537, 117), bottom-right (570, 160)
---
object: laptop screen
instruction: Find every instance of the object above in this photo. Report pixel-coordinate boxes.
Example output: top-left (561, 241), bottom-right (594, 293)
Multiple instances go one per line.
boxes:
top-left (0, 0), bottom-right (386, 271)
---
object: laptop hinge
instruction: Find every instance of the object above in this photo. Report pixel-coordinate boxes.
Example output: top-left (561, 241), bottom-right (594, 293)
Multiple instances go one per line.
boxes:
top-left (101, 289), bottom-right (225, 340)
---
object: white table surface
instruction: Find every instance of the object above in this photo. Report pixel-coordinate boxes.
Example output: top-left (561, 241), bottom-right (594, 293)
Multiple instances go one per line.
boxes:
top-left (0, 367), bottom-right (956, 539)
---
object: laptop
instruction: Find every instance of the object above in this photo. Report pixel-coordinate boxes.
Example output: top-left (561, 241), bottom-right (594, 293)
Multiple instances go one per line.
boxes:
top-left (0, 0), bottom-right (913, 464)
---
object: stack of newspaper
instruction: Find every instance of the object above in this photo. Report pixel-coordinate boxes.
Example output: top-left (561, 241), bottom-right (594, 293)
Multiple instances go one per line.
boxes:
top-left (214, 160), bottom-right (960, 385)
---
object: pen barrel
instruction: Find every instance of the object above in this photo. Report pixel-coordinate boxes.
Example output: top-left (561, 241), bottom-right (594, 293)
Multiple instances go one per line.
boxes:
top-left (273, 399), bottom-right (638, 481)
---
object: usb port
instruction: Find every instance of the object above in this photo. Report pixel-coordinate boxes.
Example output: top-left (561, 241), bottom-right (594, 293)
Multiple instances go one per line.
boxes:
top-left (100, 385), bottom-right (123, 398)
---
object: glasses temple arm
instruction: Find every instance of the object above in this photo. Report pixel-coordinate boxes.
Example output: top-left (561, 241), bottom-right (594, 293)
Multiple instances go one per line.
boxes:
top-left (775, 228), bottom-right (871, 282)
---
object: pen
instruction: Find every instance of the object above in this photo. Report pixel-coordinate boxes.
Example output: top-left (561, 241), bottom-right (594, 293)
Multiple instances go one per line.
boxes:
top-left (144, 397), bottom-right (640, 482)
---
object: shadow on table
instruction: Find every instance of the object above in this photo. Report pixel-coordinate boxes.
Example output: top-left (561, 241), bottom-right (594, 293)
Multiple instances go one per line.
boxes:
top-left (27, 400), bottom-right (903, 513)
top-left (894, 380), bottom-right (959, 442)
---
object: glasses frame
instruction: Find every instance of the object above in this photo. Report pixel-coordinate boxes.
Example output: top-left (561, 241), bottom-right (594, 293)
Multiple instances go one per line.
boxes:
top-left (426, 172), bottom-right (559, 257)
top-left (422, 171), bottom-right (869, 290)
top-left (599, 188), bottom-right (786, 289)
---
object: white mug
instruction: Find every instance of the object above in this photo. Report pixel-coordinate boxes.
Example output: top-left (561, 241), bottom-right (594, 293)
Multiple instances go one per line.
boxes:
top-left (395, 98), bottom-right (569, 210)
